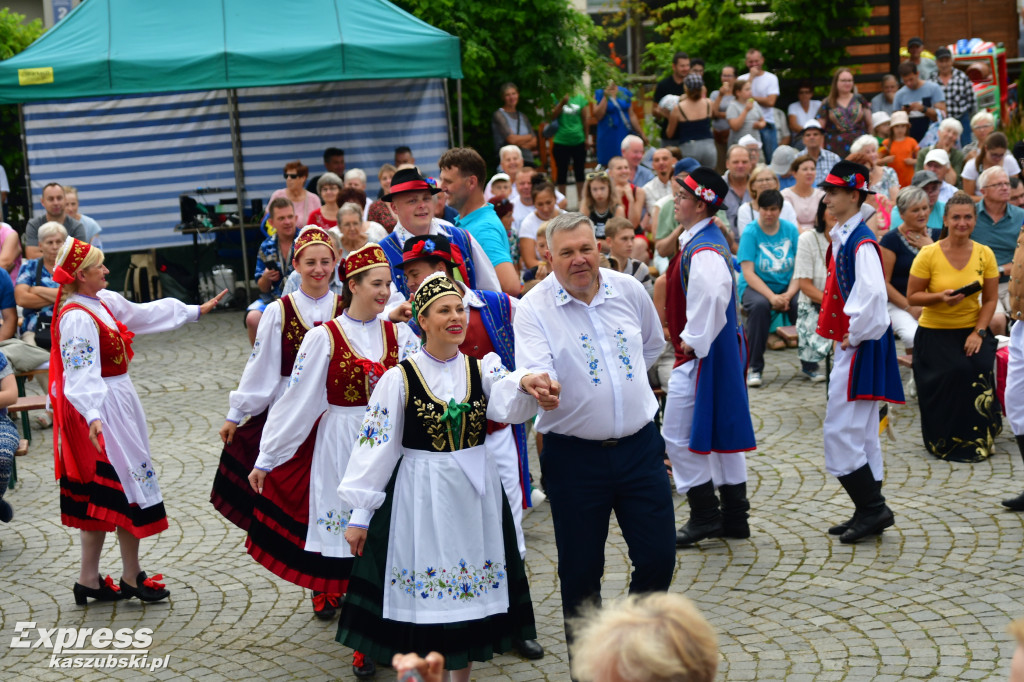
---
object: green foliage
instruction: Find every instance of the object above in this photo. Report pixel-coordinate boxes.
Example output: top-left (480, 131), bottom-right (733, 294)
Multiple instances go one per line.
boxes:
top-left (0, 8), bottom-right (43, 222)
top-left (643, 0), bottom-right (760, 87)
top-left (392, 0), bottom-right (612, 164)
top-left (0, 8), bottom-right (42, 60)
top-left (643, 0), bottom-right (872, 92)
top-left (765, 0), bottom-right (872, 85)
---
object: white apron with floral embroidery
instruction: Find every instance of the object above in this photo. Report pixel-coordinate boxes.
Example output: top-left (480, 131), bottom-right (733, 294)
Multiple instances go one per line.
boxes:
top-left (58, 291), bottom-right (203, 512)
top-left (303, 403), bottom-right (363, 558)
top-left (383, 444), bottom-right (510, 625)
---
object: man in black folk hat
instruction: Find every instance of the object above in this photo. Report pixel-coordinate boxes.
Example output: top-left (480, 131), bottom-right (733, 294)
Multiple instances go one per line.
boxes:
top-left (660, 168), bottom-right (757, 548)
top-left (377, 167), bottom-right (500, 298)
top-left (816, 160), bottom-right (904, 544)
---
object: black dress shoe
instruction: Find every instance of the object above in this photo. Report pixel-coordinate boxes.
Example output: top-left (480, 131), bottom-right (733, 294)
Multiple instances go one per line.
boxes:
top-left (839, 505), bottom-right (894, 544)
top-left (828, 513), bottom-right (857, 535)
top-left (514, 638), bottom-right (544, 660)
top-left (0, 499), bottom-right (12, 523)
top-left (836, 466), bottom-right (894, 544)
top-left (352, 651), bottom-right (376, 678)
top-left (73, 575), bottom-right (123, 605)
top-left (1002, 491), bottom-right (1024, 511)
top-left (119, 571), bottom-right (170, 603)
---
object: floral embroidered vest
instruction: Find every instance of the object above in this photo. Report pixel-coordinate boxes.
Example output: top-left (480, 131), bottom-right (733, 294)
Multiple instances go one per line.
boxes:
top-left (324, 319), bottom-right (400, 407)
top-left (817, 222), bottom-right (879, 343)
top-left (278, 293), bottom-right (343, 376)
top-left (61, 303), bottom-right (131, 377)
top-left (399, 355), bottom-right (487, 452)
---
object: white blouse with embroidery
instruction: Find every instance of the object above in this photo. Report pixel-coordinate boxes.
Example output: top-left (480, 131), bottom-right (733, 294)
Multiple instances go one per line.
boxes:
top-left (339, 350), bottom-right (537, 529)
top-left (225, 289), bottom-right (342, 423)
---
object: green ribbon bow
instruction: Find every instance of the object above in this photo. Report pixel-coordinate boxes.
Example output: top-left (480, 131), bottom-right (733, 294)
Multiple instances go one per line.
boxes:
top-left (440, 398), bottom-right (472, 436)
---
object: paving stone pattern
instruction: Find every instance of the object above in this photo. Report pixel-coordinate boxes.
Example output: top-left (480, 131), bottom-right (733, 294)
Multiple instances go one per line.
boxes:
top-left (0, 311), bottom-right (1021, 681)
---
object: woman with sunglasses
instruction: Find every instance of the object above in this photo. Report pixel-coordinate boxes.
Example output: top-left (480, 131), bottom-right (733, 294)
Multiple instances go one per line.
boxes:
top-left (269, 161), bottom-right (322, 226)
top-left (962, 132), bottom-right (1022, 199)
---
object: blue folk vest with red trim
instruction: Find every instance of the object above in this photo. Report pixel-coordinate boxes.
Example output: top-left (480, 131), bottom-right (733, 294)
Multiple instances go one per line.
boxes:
top-left (817, 221), bottom-right (904, 403)
top-left (675, 222), bottom-right (757, 455)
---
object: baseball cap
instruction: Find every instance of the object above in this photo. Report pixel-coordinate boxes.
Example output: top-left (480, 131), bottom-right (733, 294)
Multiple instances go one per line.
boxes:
top-left (924, 148), bottom-right (950, 167)
top-left (802, 119), bottom-right (823, 132)
top-left (912, 170), bottom-right (941, 188)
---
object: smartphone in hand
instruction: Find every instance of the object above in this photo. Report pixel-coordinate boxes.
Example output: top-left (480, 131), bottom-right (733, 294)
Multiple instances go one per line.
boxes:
top-left (951, 281), bottom-right (982, 298)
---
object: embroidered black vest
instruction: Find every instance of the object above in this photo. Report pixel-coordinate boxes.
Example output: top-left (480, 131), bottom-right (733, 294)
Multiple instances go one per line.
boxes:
top-left (399, 355), bottom-right (487, 452)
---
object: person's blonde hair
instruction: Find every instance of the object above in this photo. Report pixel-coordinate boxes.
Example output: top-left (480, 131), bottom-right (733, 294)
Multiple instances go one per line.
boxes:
top-left (747, 164), bottom-right (778, 201)
top-left (571, 592), bottom-right (718, 682)
top-left (57, 241), bottom-right (105, 311)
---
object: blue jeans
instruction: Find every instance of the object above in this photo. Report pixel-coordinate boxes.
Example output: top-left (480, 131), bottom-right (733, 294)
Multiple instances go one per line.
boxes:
top-left (761, 122), bottom-right (778, 164)
top-left (958, 110), bottom-right (973, 148)
top-left (540, 422), bottom-right (676, 640)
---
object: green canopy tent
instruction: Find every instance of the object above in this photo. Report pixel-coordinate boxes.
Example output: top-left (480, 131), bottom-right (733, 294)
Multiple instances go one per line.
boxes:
top-left (0, 0), bottom-right (463, 295)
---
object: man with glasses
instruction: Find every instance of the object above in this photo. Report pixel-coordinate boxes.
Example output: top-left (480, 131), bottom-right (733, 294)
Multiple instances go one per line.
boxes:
top-left (662, 167), bottom-right (756, 547)
top-left (974, 167), bottom-right (1024, 335)
top-left (744, 49), bottom-right (780, 163)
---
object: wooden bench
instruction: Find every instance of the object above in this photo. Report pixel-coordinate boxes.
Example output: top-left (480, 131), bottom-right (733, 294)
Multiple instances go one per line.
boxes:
top-left (8, 370), bottom-right (49, 488)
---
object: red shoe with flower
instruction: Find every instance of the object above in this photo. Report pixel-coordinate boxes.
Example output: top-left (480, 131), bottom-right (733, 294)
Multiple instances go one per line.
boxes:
top-left (311, 591), bottom-right (340, 620)
top-left (352, 651), bottom-right (376, 678)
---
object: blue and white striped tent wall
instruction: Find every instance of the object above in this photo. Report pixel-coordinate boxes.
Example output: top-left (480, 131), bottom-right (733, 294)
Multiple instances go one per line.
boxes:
top-left (22, 78), bottom-right (450, 253)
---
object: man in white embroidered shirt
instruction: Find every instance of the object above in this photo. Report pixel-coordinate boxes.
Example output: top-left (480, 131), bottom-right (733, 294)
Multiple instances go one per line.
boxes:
top-left (514, 212), bottom-right (675, 646)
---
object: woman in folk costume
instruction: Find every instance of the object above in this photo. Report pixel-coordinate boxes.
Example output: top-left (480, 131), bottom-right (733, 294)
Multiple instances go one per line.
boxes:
top-left (336, 272), bottom-right (559, 682)
top-left (211, 226), bottom-right (344, 529)
top-left (246, 244), bottom-right (418, 677)
top-left (50, 237), bottom-right (225, 605)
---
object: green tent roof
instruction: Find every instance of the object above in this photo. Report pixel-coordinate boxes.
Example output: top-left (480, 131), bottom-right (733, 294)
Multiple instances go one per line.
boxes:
top-left (0, 0), bottom-right (462, 104)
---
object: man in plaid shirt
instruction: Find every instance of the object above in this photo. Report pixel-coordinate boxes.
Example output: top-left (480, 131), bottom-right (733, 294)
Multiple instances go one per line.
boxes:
top-left (931, 46), bottom-right (975, 147)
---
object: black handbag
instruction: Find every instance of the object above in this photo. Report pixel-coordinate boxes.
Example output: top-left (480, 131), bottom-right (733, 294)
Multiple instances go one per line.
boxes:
top-left (29, 258), bottom-right (53, 350)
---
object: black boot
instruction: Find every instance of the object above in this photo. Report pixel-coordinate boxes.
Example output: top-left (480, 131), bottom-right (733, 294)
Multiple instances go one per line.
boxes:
top-left (837, 465), bottom-right (894, 544)
top-left (676, 480), bottom-right (722, 547)
top-left (1001, 435), bottom-right (1024, 511)
top-left (828, 479), bottom-right (884, 535)
top-left (718, 483), bottom-right (750, 539)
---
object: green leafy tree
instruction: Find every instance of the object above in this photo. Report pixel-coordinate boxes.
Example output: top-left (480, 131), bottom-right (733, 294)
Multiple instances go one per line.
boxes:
top-left (643, 0), bottom-right (761, 86)
top-left (393, 0), bottom-right (612, 163)
top-left (765, 0), bottom-right (872, 86)
top-left (0, 8), bottom-right (44, 223)
top-left (643, 0), bottom-right (872, 93)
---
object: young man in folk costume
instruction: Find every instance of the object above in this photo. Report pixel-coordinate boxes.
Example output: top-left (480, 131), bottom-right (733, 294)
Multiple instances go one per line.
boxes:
top-left (661, 168), bottom-right (757, 548)
top-left (246, 243), bottom-right (418, 678)
top-left (212, 226), bottom-right (345, 531)
top-left (397, 233), bottom-right (544, 661)
top-left (377, 167), bottom-right (501, 298)
top-left (817, 160), bottom-right (904, 543)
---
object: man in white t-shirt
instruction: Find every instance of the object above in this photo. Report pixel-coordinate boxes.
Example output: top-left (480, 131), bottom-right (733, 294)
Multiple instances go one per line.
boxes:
top-left (745, 49), bottom-right (780, 163)
top-left (642, 148), bottom-right (675, 216)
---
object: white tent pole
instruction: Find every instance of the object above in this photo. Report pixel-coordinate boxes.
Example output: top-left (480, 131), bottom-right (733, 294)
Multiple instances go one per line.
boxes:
top-left (456, 79), bottom-right (464, 147)
top-left (227, 88), bottom-right (253, 301)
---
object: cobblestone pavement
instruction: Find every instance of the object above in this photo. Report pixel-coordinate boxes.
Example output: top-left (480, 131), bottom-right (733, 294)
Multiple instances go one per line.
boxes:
top-left (1, 310), bottom-right (1022, 681)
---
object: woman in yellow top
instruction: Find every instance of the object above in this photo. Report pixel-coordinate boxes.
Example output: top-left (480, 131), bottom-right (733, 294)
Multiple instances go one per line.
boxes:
top-left (906, 191), bottom-right (1002, 462)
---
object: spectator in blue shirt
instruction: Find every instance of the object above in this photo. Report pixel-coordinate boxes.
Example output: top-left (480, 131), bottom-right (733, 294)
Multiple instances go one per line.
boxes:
top-left (246, 198), bottom-right (298, 345)
top-left (738, 189), bottom-right (801, 387)
top-left (893, 62), bottom-right (947, 142)
top-left (438, 147), bottom-right (521, 296)
top-left (974, 166), bottom-right (1024, 335)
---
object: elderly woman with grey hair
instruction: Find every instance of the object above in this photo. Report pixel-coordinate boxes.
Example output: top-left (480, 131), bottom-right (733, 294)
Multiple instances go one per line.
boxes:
top-left (307, 172), bottom-right (344, 228)
top-left (880, 185), bottom-right (933, 357)
top-left (850, 135), bottom-right (899, 202)
top-left (15, 220), bottom-right (66, 348)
